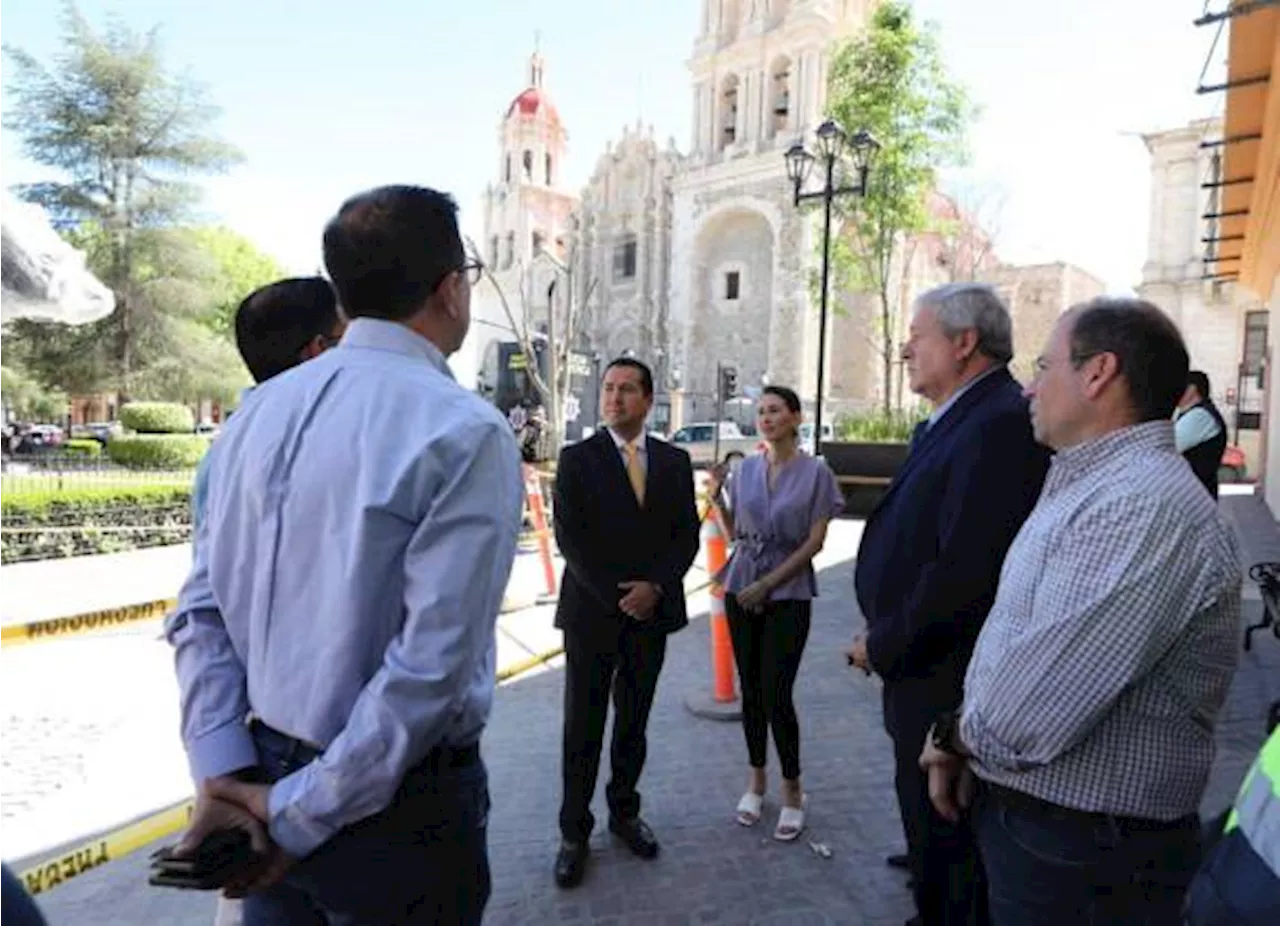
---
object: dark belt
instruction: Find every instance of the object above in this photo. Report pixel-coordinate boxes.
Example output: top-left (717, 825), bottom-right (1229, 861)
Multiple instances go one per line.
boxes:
top-left (248, 719), bottom-right (479, 773)
top-left (985, 781), bottom-right (1198, 834)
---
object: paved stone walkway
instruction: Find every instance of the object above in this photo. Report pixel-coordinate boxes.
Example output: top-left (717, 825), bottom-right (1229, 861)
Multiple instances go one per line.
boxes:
top-left (0, 545), bottom-right (677, 864)
top-left (31, 526), bottom-right (923, 925)
top-left (22, 497), bottom-right (1280, 925)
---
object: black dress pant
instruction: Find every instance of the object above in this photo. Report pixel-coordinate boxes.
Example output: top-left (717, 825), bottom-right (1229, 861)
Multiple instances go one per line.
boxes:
top-left (884, 680), bottom-right (989, 925)
top-left (725, 596), bottom-right (811, 780)
top-left (559, 619), bottom-right (667, 842)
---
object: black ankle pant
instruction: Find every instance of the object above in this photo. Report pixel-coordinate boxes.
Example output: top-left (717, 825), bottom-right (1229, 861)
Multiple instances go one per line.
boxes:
top-left (725, 595), bottom-right (812, 780)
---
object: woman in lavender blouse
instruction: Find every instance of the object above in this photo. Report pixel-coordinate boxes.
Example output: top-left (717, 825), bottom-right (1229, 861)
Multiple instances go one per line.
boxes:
top-left (705, 386), bottom-right (843, 841)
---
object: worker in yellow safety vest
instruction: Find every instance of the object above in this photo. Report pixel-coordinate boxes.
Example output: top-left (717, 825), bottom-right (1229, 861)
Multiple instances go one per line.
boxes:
top-left (1183, 726), bottom-right (1280, 923)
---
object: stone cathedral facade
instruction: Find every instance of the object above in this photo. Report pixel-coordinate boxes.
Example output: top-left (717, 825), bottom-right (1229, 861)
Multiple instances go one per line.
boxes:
top-left (464, 1), bottom-right (957, 429)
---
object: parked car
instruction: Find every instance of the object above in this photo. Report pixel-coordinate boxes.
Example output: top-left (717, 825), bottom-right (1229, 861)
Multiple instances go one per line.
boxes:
top-left (799, 422), bottom-right (834, 455)
top-left (668, 421), bottom-right (759, 467)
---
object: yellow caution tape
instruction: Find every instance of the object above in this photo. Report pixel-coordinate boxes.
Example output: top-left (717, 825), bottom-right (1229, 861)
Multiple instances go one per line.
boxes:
top-left (0, 598), bottom-right (175, 648)
top-left (10, 576), bottom-right (720, 896)
top-left (17, 799), bottom-right (195, 896)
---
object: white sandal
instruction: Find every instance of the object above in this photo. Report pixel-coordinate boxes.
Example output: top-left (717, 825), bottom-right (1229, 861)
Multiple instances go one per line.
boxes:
top-left (774, 795), bottom-right (807, 841)
top-left (736, 791), bottom-right (764, 826)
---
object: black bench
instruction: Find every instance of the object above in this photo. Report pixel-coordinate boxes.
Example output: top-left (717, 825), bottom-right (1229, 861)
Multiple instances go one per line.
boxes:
top-left (1246, 562), bottom-right (1280, 734)
top-left (1246, 562), bottom-right (1280, 652)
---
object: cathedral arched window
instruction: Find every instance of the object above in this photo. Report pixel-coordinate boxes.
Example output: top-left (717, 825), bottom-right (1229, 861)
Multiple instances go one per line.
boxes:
top-left (720, 75), bottom-right (740, 149)
top-left (612, 235), bottom-right (638, 282)
top-left (490, 235), bottom-right (499, 266)
top-left (768, 57), bottom-right (792, 138)
top-left (504, 232), bottom-right (515, 269)
top-left (504, 155), bottom-right (511, 184)
top-left (522, 150), bottom-right (533, 182)
top-left (545, 152), bottom-right (553, 186)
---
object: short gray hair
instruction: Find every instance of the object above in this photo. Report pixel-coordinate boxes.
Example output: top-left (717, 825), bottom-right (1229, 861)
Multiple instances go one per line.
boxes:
top-left (915, 281), bottom-right (1013, 364)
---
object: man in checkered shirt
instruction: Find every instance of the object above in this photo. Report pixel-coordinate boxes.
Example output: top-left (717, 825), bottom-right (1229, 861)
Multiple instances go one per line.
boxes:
top-left (921, 297), bottom-right (1242, 925)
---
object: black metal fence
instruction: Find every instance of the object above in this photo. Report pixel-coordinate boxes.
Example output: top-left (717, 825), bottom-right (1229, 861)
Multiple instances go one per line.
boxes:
top-left (1, 454), bottom-right (196, 495)
top-left (1, 455), bottom-right (196, 564)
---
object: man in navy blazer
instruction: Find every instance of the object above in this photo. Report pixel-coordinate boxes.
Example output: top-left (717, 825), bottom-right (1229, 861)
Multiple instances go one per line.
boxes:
top-left (850, 282), bottom-right (1050, 926)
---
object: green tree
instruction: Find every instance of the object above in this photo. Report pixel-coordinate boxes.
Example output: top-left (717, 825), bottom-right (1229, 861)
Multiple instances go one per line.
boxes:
top-left (0, 365), bottom-right (68, 421)
top-left (3, 2), bottom-right (243, 399)
top-left (825, 1), bottom-right (975, 412)
top-left (182, 226), bottom-right (288, 337)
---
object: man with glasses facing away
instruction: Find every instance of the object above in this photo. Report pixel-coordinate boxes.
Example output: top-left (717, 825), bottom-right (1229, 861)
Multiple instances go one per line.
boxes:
top-left (921, 297), bottom-right (1242, 925)
top-left (164, 185), bottom-right (522, 925)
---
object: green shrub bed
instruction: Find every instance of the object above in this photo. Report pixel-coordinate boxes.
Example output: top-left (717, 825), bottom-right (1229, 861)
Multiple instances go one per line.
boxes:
top-left (2, 485), bottom-right (193, 563)
top-left (107, 434), bottom-right (209, 468)
top-left (119, 402), bottom-right (195, 434)
top-left (61, 439), bottom-right (103, 458)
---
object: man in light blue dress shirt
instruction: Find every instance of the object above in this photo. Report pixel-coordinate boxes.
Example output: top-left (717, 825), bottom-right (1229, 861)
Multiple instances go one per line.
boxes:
top-left (164, 185), bottom-right (524, 925)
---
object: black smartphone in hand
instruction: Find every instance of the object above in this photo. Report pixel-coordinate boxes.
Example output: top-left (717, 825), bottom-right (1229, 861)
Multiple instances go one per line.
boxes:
top-left (149, 827), bottom-right (261, 891)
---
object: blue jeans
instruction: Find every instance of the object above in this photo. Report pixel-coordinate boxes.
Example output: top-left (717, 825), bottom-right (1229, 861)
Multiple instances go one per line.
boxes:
top-left (1183, 828), bottom-right (1280, 924)
top-left (974, 782), bottom-right (1200, 926)
top-left (242, 726), bottom-right (491, 926)
top-left (1, 865), bottom-right (47, 926)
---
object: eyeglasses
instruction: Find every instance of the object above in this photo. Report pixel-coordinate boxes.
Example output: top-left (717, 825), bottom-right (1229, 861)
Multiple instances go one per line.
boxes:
top-left (428, 259), bottom-right (485, 294)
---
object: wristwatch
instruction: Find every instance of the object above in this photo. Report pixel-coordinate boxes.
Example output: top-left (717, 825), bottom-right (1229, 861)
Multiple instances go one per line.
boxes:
top-left (931, 710), bottom-right (965, 756)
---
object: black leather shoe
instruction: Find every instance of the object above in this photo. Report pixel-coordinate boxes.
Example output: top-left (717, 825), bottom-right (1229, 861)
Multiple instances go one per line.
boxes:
top-left (608, 816), bottom-right (660, 859)
top-left (554, 840), bottom-right (588, 889)
top-left (886, 853), bottom-right (911, 870)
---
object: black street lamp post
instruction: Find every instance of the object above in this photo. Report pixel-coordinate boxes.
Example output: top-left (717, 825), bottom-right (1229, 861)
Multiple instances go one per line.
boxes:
top-left (785, 119), bottom-right (879, 458)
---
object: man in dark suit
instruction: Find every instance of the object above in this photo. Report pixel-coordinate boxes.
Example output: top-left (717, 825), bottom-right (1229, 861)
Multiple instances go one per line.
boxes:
top-left (849, 282), bottom-right (1051, 926)
top-left (552, 357), bottom-right (700, 889)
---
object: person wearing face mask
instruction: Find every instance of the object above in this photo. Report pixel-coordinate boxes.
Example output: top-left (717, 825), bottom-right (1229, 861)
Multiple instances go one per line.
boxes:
top-left (706, 385), bottom-right (843, 842)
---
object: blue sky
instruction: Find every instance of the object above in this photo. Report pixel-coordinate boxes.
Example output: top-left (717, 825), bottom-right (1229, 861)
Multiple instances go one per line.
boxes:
top-left (2, 0), bottom-right (1221, 291)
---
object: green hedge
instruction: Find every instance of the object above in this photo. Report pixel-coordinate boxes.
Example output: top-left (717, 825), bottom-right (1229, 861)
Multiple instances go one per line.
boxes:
top-left (107, 434), bottom-right (210, 469)
top-left (836, 407), bottom-right (929, 443)
top-left (1, 485), bottom-right (192, 563)
top-left (61, 439), bottom-right (103, 458)
top-left (119, 402), bottom-right (195, 434)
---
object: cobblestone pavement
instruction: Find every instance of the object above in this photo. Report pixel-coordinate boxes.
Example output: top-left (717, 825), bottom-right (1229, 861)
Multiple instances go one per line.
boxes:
top-left (23, 502), bottom-right (1280, 925)
top-left (0, 548), bottom-right (612, 864)
top-left (31, 524), bottom-right (920, 925)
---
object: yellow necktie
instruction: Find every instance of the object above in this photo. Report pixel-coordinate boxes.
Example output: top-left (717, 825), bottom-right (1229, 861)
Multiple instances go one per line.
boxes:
top-left (625, 442), bottom-right (645, 505)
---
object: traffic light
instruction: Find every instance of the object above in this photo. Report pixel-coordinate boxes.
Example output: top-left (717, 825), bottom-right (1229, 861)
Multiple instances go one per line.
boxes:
top-left (719, 365), bottom-right (738, 403)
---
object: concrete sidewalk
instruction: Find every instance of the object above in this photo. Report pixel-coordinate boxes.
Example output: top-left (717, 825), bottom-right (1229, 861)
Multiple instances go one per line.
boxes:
top-left (18, 494), bottom-right (1280, 924)
top-left (1, 542), bottom-right (708, 865)
top-left (0, 538), bottom-right (555, 628)
top-left (27, 522), bottom-right (908, 926)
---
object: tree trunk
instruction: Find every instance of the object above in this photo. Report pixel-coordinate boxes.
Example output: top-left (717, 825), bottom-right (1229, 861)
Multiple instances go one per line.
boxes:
top-left (879, 284), bottom-right (893, 416)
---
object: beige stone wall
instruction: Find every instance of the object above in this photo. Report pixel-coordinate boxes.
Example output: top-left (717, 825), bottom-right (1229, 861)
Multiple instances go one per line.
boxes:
top-left (1139, 119), bottom-right (1269, 470)
top-left (574, 125), bottom-right (681, 374)
top-left (982, 262), bottom-right (1105, 384)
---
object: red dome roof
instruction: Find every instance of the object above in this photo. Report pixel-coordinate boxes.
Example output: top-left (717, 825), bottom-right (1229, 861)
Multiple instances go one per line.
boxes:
top-left (507, 88), bottom-right (561, 127)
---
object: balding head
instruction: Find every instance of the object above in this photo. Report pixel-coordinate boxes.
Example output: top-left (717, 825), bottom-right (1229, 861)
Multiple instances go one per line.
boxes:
top-left (1027, 297), bottom-right (1188, 450)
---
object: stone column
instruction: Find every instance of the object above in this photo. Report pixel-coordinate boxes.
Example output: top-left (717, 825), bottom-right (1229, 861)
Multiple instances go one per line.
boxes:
top-left (639, 198), bottom-right (654, 356)
top-left (702, 82), bottom-right (716, 154)
top-left (805, 50), bottom-right (821, 126)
